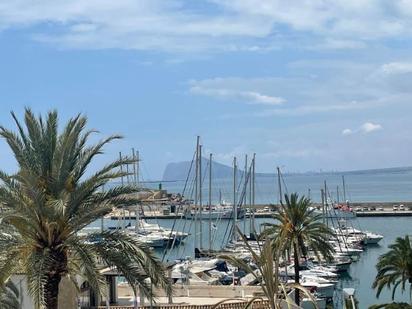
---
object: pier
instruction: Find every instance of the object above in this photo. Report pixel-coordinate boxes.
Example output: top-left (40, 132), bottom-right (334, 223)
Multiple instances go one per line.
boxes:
top-left (108, 201), bottom-right (412, 220)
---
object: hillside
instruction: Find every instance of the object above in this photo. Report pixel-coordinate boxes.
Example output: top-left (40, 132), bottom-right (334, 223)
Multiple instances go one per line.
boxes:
top-left (162, 157), bottom-right (273, 181)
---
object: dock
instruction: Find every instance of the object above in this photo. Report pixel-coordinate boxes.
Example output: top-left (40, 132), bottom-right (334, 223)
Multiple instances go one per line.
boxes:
top-left (107, 201), bottom-right (412, 220)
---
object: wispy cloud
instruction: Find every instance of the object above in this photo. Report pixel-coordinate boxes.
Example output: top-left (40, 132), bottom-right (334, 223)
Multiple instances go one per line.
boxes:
top-left (342, 122), bottom-right (383, 136)
top-left (255, 101), bottom-right (366, 117)
top-left (189, 57), bottom-right (412, 118)
top-left (360, 122), bottom-right (383, 133)
top-left (2, 1), bottom-right (412, 52)
top-left (189, 79), bottom-right (285, 105)
top-left (381, 62), bottom-right (412, 74)
top-left (308, 39), bottom-right (367, 50)
top-left (342, 128), bottom-right (353, 136)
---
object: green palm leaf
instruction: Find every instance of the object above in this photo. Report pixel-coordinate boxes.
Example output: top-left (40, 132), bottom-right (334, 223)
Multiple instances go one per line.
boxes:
top-left (261, 193), bottom-right (335, 306)
top-left (0, 109), bottom-right (171, 309)
top-left (372, 235), bottom-right (412, 300)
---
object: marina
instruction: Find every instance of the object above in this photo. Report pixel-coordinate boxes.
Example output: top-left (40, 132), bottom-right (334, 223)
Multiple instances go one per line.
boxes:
top-left (107, 204), bottom-right (412, 220)
top-left (2, 3), bottom-right (412, 308)
top-left (88, 215), bottom-right (402, 308)
top-left (81, 142), bottom-right (411, 309)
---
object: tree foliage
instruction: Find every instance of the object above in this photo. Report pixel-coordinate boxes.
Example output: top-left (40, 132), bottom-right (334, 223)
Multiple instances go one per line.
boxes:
top-left (372, 235), bottom-right (412, 300)
top-left (0, 280), bottom-right (20, 309)
top-left (261, 193), bottom-right (335, 305)
top-left (0, 109), bottom-right (171, 309)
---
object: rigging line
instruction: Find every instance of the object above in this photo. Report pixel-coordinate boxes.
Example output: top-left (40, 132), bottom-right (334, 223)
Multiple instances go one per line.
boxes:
top-left (223, 168), bottom-right (252, 244)
top-left (162, 150), bottom-right (196, 261)
top-left (221, 220), bottom-right (235, 248)
top-left (211, 212), bottom-right (223, 245)
top-left (175, 200), bottom-right (196, 259)
top-left (280, 170), bottom-right (289, 195)
top-left (220, 162), bottom-right (252, 247)
top-left (238, 167), bottom-right (251, 206)
top-left (236, 166), bottom-right (252, 237)
top-left (236, 167), bottom-right (245, 194)
top-left (325, 185), bottom-right (350, 251)
top-left (324, 187), bottom-right (346, 251)
top-left (182, 150), bottom-right (197, 197)
top-left (221, 209), bottom-right (235, 247)
top-left (140, 160), bottom-right (152, 183)
top-left (211, 201), bottom-right (227, 244)
top-left (341, 178), bottom-right (363, 233)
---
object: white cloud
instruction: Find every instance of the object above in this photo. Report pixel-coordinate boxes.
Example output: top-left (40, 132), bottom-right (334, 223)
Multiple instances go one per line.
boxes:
top-left (1, 1), bottom-right (412, 51)
top-left (189, 70), bottom-right (412, 117)
top-left (189, 79), bottom-right (285, 105)
top-left (360, 122), bottom-right (382, 133)
top-left (255, 101), bottom-right (367, 117)
top-left (342, 122), bottom-right (383, 136)
top-left (309, 39), bottom-right (367, 50)
top-left (342, 128), bottom-right (353, 136)
top-left (381, 62), bottom-right (412, 74)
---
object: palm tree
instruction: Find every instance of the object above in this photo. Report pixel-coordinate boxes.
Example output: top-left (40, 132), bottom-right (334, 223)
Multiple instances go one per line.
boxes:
top-left (262, 193), bottom-right (335, 306)
top-left (0, 280), bottom-right (20, 309)
top-left (0, 109), bottom-right (171, 309)
top-left (220, 228), bottom-right (312, 309)
top-left (372, 235), bottom-right (412, 301)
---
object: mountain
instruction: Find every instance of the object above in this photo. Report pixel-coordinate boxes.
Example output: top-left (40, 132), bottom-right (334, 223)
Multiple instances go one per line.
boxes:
top-left (162, 159), bottom-right (412, 181)
top-left (162, 157), bottom-right (273, 181)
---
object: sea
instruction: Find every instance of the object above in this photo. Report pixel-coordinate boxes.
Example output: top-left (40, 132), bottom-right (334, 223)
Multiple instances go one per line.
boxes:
top-left (144, 166), bottom-right (412, 204)
top-left (104, 167), bottom-right (412, 308)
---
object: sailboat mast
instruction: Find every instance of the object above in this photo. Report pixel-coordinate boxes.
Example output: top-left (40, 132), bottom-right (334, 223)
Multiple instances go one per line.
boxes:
top-left (249, 158), bottom-right (252, 235)
top-left (337, 186), bottom-right (340, 205)
top-left (136, 150), bottom-right (140, 188)
top-left (324, 180), bottom-right (328, 227)
top-left (321, 188), bottom-right (325, 224)
top-left (233, 156), bottom-right (237, 241)
top-left (119, 152), bottom-right (125, 230)
top-left (194, 136), bottom-right (200, 252)
top-left (277, 166), bottom-right (282, 204)
top-left (251, 153), bottom-right (256, 236)
top-left (132, 148), bottom-right (139, 233)
top-left (209, 153), bottom-right (212, 251)
top-left (243, 154), bottom-right (248, 233)
top-left (342, 175), bottom-right (347, 202)
top-left (132, 148), bottom-right (137, 184)
top-left (199, 144), bottom-right (203, 250)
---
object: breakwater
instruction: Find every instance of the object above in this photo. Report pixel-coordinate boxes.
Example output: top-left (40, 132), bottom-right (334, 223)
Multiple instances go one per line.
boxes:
top-left (108, 202), bottom-right (412, 219)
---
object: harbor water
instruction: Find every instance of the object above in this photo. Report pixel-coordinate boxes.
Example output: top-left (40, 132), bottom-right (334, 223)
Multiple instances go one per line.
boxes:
top-left (97, 216), bottom-right (412, 308)
top-left (105, 166), bottom-right (412, 307)
top-left (146, 166), bottom-right (412, 204)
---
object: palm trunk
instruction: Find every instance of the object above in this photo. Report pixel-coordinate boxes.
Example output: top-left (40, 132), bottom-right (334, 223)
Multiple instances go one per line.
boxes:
top-left (45, 274), bottom-right (61, 309)
top-left (293, 243), bottom-right (300, 306)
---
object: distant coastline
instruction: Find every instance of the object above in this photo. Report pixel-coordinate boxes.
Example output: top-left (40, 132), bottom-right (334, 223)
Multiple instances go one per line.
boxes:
top-left (161, 159), bottom-right (412, 182)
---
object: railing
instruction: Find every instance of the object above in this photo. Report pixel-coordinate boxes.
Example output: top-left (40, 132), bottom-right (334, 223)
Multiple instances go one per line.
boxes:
top-left (91, 300), bottom-right (271, 309)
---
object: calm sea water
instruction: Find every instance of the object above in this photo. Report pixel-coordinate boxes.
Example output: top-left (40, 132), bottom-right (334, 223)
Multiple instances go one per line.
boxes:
top-left (104, 167), bottom-right (412, 307)
top-left (145, 167), bottom-right (412, 204)
top-left (98, 216), bottom-right (412, 308)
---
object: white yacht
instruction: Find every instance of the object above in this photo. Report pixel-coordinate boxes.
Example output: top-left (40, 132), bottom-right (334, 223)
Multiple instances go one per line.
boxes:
top-left (291, 276), bottom-right (335, 299)
top-left (184, 200), bottom-right (245, 220)
top-left (128, 219), bottom-right (189, 245)
top-left (365, 231), bottom-right (384, 244)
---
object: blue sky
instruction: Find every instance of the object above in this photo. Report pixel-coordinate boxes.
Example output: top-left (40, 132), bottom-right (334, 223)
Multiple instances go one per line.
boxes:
top-left (1, 1), bottom-right (412, 179)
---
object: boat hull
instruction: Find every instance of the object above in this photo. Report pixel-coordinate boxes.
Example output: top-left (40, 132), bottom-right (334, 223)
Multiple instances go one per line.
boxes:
top-left (184, 209), bottom-right (245, 219)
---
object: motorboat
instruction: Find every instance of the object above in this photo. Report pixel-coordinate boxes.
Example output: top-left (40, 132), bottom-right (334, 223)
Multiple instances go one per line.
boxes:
top-left (184, 201), bottom-right (245, 219)
top-left (365, 231), bottom-right (384, 244)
